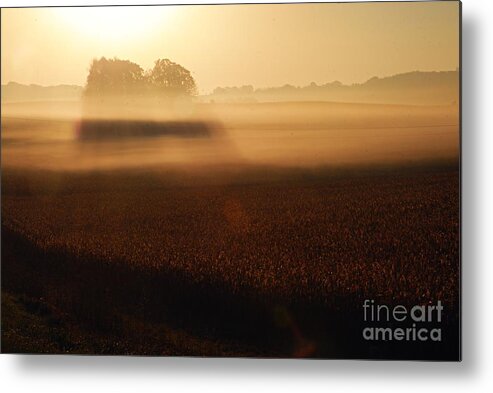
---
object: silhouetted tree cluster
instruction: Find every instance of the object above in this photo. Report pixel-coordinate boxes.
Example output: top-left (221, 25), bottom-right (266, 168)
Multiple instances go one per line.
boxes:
top-left (147, 59), bottom-right (197, 96)
top-left (84, 57), bottom-right (197, 97)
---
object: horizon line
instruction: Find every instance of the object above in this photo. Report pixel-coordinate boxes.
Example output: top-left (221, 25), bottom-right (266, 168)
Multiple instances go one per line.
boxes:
top-left (1, 68), bottom-right (459, 95)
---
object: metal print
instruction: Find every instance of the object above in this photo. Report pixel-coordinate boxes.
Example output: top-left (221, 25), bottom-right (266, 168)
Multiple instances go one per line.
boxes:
top-left (0, 1), bottom-right (461, 360)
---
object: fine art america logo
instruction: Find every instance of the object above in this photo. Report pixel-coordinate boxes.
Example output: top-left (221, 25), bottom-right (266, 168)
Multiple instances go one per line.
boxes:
top-left (362, 299), bottom-right (443, 342)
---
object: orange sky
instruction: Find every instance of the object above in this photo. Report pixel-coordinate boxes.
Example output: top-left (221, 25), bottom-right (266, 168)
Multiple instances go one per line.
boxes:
top-left (1, 1), bottom-right (460, 94)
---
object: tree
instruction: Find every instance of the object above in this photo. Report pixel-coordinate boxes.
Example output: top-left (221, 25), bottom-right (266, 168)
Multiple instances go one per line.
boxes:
top-left (84, 57), bottom-right (145, 97)
top-left (84, 57), bottom-right (197, 99)
top-left (148, 58), bottom-right (197, 96)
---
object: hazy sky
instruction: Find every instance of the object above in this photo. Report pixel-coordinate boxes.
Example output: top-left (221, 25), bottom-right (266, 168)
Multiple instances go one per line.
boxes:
top-left (1, 2), bottom-right (459, 94)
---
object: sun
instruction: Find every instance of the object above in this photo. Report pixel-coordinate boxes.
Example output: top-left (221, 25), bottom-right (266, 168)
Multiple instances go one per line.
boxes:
top-left (52, 6), bottom-right (172, 45)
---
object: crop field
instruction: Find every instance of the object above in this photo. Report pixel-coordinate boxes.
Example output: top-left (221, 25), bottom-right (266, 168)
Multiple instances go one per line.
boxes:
top-left (1, 163), bottom-right (459, 359)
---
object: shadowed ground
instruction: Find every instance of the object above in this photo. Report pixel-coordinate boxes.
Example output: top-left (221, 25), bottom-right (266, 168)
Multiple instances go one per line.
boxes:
top-left (1, 163), bottom-right (460, 359)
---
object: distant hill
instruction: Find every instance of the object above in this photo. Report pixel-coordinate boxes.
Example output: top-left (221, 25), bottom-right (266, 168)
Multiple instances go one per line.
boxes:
top-left (2, 70), bottom-right (459, 106)
top-left (1, 82), bottom-right (83, 103)
top-left (203, 70), bottom-right (459, 105)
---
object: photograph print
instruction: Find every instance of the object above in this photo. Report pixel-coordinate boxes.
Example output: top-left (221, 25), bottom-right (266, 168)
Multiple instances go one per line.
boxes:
top-left (1, 0), bottom-right (461, 360)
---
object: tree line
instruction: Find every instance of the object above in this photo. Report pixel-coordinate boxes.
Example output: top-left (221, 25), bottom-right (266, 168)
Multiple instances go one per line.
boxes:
top-left (84, 57), bottom-right (197, 97)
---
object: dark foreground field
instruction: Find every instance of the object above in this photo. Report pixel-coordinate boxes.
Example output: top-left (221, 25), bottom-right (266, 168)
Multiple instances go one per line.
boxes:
top-left (1, 163), bottom-right (460, 359)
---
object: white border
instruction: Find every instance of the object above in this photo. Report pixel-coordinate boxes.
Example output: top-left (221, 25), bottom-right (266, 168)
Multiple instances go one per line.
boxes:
top-left (2, 0), bottom-right (492, 392)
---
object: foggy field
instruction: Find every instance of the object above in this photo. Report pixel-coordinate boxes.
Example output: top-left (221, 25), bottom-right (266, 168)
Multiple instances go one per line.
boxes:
top-left (1, 100), bottom-right (459, 170)
top-left (1, 101), bottom-right (460, 358)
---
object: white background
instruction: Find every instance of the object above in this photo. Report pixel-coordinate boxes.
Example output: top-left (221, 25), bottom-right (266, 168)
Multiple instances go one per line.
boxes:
top-left (0, 0), bottom-right (491, 392)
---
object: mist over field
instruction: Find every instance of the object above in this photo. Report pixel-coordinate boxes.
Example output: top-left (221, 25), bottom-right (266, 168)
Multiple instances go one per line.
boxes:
top-left (1, 97), bottom-right (459, 173)
top-left (1, 80), bottom-right (460, 359)
top-left (2, 63), bottom-right (459, 175)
